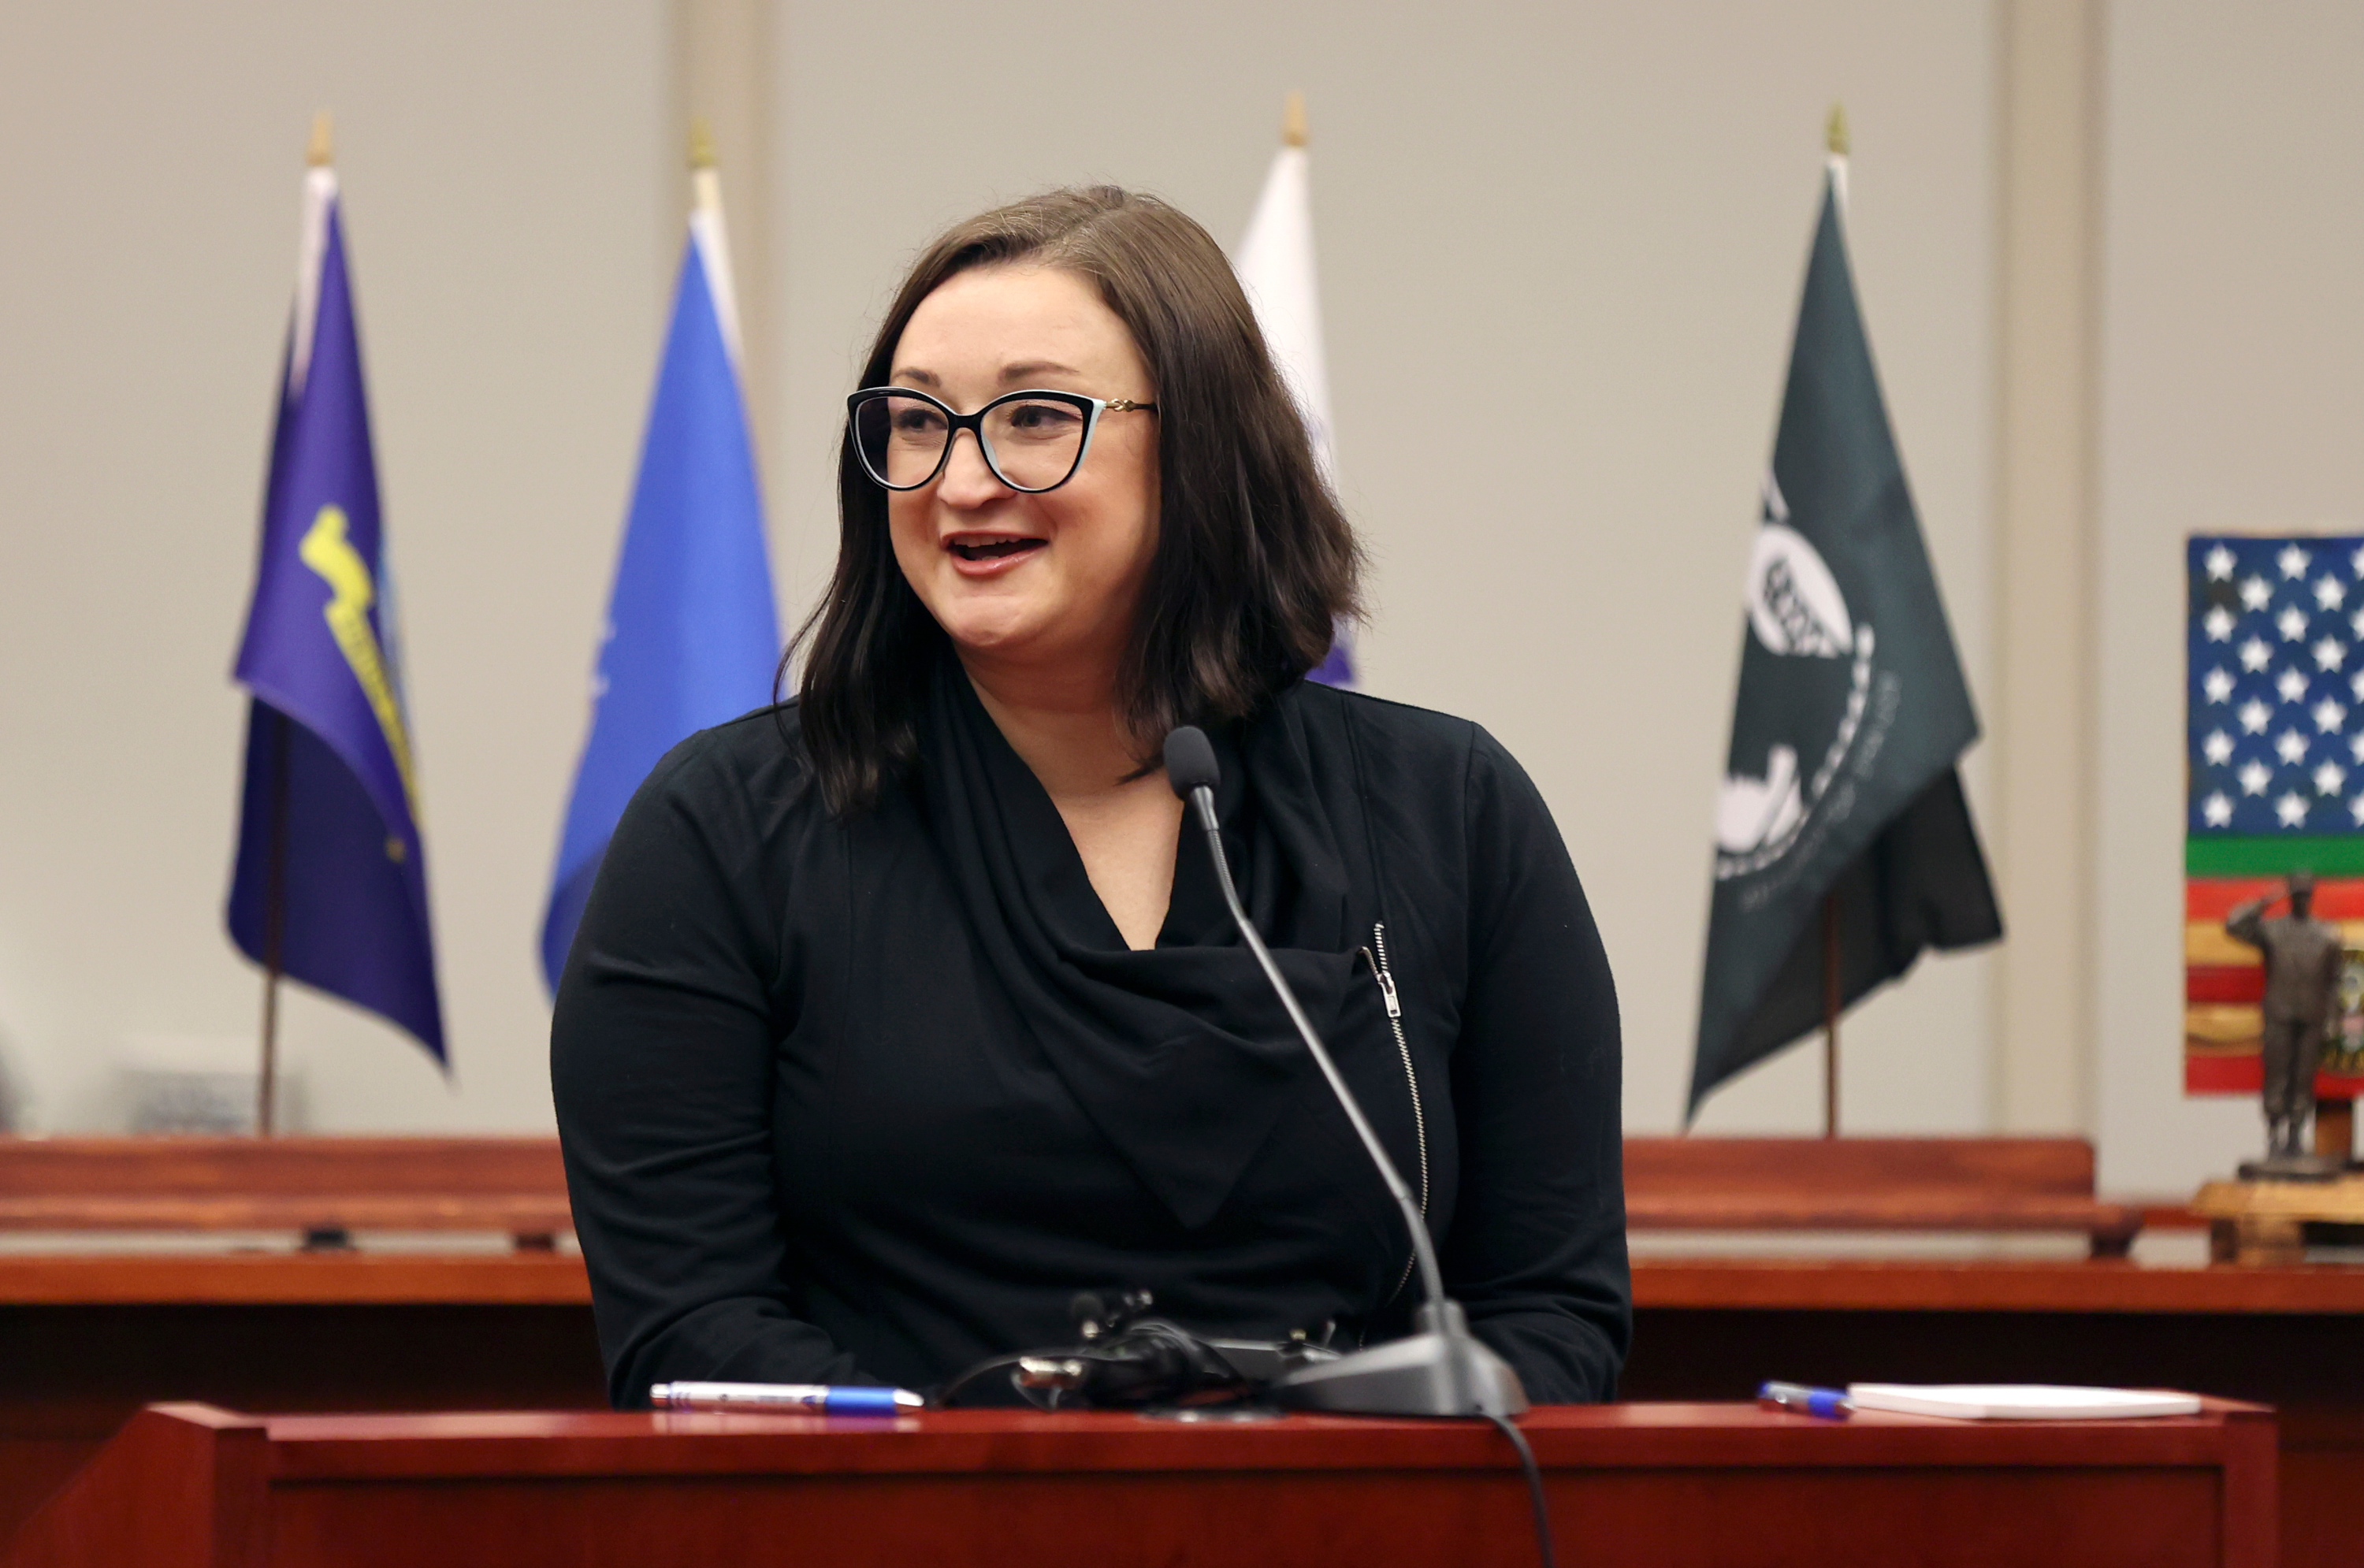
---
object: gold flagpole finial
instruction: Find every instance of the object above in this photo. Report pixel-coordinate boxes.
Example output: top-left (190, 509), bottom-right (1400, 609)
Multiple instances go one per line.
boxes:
top-left (690, 117), bottom-right (718, 172)
top-left (306, 110), bottom-right (333, 168)
top-left (1281, 90), bottom-right (1308, 149)
top-left (1825, 102), bottom-right (1850, 158)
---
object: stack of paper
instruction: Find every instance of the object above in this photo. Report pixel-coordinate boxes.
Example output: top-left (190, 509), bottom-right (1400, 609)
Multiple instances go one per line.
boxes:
top-left (1848, 1385), bottom-right (2202, 1420)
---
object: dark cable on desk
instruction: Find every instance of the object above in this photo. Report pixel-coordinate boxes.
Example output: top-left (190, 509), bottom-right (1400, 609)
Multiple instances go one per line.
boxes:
top-left (1483, 1412), bottom-right (1558, 1568)
top-left (931, 1352), bottom-right (1038, 1409)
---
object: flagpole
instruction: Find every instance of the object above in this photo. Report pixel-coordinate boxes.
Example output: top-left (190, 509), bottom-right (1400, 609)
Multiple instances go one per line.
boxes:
top-left (258, 709), bottom-right (289, 1137)
top-left (255, 113), bottom-right (330, 1141)
top-left (1826, 101), bottom-right (1850, 211)
top-left (687, 120), bottom-right (746, 367)
top-left (1822, 891), bottom-right (1841, 1138)
top-left (1817, 101), bottom-right (1850, 1143)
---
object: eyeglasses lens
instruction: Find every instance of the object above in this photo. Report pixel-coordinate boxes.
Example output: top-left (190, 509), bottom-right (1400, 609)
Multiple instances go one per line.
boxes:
top-left (981, 398), bottom-right (1087, 491)
top-left (856, 395), bottom-right (950, 489)
top-left (853, 394), bottom-right (1087, 492)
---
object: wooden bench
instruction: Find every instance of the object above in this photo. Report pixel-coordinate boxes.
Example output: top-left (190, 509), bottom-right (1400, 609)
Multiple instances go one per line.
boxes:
top-left (0, 1137), bottom-right (572, 1250)
top-left (0, 1134), bottom-right (2139, 1257)
top-left (1623, 1136), bottom-right (2143, 1258)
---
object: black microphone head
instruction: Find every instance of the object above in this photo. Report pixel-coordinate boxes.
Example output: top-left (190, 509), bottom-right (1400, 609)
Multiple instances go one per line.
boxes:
top-left (1162, 726), bottom-right (1220, 798)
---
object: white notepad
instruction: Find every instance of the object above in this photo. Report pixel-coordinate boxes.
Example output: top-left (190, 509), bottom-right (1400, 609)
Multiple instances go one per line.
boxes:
top-left (1847, 1384), bottom-right (2203, 1420)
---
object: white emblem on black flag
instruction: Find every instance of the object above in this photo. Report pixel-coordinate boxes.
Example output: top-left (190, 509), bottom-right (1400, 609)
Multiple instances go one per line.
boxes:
top-left (1689, 147), bottom-right (2002, 1123)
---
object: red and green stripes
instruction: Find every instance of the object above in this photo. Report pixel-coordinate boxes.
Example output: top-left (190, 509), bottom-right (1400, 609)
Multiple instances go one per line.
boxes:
top-left (2184, 869), bottom-right (2364, 1095)
top-left (2187, 834), bottom-right (2364, 879)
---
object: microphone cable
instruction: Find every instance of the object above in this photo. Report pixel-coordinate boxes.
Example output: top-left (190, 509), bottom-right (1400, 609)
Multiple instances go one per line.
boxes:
top-left (931, 1302), bottom-right (1259, 1411)
top-left (931, 1351), bottom-right (1042, 1410)
top-left (1483, 1411), bottom-right (1559, 1568)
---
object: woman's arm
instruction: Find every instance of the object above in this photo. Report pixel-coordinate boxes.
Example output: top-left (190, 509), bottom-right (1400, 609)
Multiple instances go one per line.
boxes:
top-left (1440, 727), bottom-right (1631, 1403)
top-left (551, 730), bottom-right (875, 1406)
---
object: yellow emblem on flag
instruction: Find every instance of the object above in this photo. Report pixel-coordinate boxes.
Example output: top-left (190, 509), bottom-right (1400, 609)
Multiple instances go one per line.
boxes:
top-left (299, 504), bottom-right (420, 831)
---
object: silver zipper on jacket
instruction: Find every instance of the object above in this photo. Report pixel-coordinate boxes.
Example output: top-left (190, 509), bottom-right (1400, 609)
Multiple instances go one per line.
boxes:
top-left (1359, 922), bottom-right (1428, 1307)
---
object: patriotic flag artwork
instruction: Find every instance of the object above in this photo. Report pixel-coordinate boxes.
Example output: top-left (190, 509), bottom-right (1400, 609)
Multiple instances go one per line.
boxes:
top-left (227, 148), bottom-right (444, 1061)
top-left (1235, 93), bottom-right (1353, 689)
top-left (2184, 533), bottom-right (2364, 1095)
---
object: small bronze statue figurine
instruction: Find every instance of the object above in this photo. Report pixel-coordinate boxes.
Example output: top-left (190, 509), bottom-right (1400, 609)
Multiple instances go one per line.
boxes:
top-left (2225, 869), bottom-right (2347, 1177)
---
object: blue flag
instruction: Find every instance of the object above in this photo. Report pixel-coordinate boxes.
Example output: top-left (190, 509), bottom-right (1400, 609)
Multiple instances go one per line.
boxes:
top-left (227, 167), bottom-right (445, 1060)
top-left (541, 206), bottom-right (781, 991)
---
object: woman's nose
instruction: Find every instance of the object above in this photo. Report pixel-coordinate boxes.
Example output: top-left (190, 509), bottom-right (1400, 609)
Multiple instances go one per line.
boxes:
top-left (935, 429), bottom-right (1007, 505)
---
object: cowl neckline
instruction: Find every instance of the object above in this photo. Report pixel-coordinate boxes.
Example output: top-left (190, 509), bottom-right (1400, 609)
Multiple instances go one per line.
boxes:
top-left (916, 660), bottom-right (1359, 1229)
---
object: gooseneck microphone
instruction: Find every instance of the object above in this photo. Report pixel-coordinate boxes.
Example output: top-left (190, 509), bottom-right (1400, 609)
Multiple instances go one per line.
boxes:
top-left (1162, 726), bottom-right (1526, 1418)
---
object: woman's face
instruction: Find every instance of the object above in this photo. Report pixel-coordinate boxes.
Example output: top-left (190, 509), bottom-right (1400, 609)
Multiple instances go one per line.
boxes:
top-left (884, 265), bottom-right (1161, 683)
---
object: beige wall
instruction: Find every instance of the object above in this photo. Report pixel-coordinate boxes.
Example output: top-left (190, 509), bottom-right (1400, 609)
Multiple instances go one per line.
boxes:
top-left (2095, 2), bottom-right (2364, 1191)
top-left (768, 0), bottom-right (2002, 1139)
top-left (48, 0), bottom-right (2339, 1172)
top-left (0, 0), bottom-right (670, 1131)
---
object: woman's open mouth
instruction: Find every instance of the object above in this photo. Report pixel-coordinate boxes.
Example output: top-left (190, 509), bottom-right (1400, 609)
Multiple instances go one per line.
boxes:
top-left (946, 534), bottom-right (1046, 574)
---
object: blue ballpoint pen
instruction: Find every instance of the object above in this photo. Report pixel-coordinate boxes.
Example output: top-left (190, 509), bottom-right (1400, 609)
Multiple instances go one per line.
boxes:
top-left (652, 1381), bottom-right (925, 1415)
top-left (1757, 1380), bottom-right (1852, 1420)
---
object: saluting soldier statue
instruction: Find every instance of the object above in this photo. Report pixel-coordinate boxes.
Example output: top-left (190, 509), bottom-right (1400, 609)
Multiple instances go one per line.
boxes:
top-left (2225, 869), bottom-right (2346, 1175)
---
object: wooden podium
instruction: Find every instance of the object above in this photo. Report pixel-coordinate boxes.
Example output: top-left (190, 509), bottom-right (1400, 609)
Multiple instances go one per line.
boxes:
top-left (5, 1400), bottom-right (2274, 1567)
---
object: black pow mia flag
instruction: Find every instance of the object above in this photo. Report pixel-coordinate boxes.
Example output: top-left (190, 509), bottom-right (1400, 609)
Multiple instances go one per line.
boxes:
top-left (1689, 167), bottom-right (2002, 1120)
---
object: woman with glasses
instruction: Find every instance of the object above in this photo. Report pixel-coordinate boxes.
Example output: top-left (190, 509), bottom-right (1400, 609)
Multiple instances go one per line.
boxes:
top-left (552, 187), bottom-right (1628, 1408)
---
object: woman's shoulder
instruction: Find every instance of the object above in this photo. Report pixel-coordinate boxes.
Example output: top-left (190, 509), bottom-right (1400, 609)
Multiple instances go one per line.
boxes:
top-left (1282, 680), bottom-right (1527, 793)
top-left (631, 700), bottom-right (818, 825)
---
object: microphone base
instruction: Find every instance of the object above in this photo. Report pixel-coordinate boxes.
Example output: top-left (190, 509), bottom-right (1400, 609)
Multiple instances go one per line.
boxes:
top-left (1269, 1300), bottom-right (1528, 1418)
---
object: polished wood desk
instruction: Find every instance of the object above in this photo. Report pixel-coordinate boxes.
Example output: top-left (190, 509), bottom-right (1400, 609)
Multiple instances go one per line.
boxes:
top-left (0, 1256), bottom-right (604, 1541)
top-left (4, 1400), bottom-right (2276, 1568)
top-left (1622, 1258), bottom-right (2364, 1568)
top-left (0, 1254), bottom-right (2345, 1562)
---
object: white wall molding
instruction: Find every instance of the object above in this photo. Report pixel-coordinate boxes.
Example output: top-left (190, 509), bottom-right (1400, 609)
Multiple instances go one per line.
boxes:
top-left (1991, 0), bottom-right (2104, 1135)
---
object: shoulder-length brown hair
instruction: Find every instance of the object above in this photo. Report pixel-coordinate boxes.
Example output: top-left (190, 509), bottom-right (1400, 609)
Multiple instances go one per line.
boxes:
top-left (786, 185), bottom-right (1362, 814)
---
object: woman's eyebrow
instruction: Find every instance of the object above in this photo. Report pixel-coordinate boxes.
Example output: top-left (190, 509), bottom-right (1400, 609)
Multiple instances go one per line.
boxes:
top-left (1000, 360), bottom-right (1081, 384)
top-left (889, 366), bottom-right (940, 387)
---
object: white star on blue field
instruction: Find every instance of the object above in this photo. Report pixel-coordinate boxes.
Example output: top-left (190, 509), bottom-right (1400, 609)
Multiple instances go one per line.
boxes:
top-left (2189, 535), bottom-right (2364, 835)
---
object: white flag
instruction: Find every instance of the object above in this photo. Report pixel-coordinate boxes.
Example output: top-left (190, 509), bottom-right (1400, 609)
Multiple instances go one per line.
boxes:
top-left (1235, 126), bottom-right (1353, 686)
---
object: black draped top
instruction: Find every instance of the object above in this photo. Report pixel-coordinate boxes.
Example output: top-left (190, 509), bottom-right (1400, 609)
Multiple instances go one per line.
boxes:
top-left (551, 668), bottom-right (1629, 1405)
